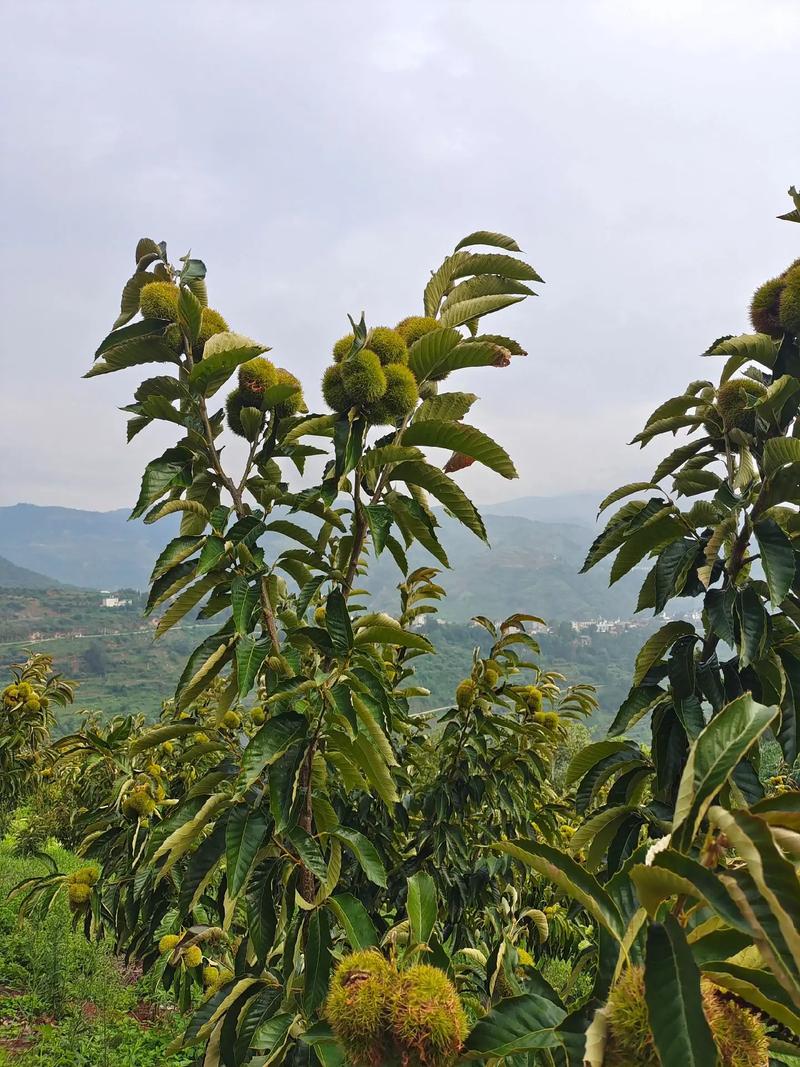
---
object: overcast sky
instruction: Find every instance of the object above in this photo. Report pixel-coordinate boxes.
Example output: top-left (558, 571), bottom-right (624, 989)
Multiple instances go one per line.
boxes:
top-left (1, 0), bottom-right (799, 513)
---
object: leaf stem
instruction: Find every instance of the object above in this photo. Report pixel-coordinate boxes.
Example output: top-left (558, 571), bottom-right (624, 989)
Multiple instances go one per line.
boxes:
top-left (182, 334), bottom-right (246, 517)
top-left (340, 411), bottom-right (414, 595)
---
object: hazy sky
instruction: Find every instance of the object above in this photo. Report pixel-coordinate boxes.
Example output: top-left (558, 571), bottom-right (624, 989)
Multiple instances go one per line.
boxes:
top-left (2, 0), bottom-right (799, 512)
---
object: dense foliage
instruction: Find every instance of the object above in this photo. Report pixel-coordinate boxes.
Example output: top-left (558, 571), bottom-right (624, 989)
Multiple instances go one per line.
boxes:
top-left (482, 188), bottom-right (800, 1063)
top-left (16, 227), bottom-right (594, 1064)
top-left (5, 190), bottom-right (800, 1065)
top-left (0, 652), bottom-right (73, 829)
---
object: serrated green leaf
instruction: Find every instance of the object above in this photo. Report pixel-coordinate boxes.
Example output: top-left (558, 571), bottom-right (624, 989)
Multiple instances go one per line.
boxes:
top-left (240, 713), bottom-right (307, 787)
top-left (755, 518), bottom-right (796, 606)
top-left (755, 373), bottom-right (800, 423)
top-left (113, 271), bottom-right (153, 329)
top-left (266, 519), bottom-right (320, 552)
top-left (134, 375), bottom-right (183, 407)
top-left (351, 734), bottom-right (398, 806)
top-left (235, 635), bottom-right (270, 698)
top-left (332, 827), bottom-right (387, 887)
top-left (283, 414), bottom-right (337, 444)
top-left (439, 293), bottom-right (525, 328)
top-left (135, 237), bottom-right (161, 263)
top-left (566, 740), bottom-right (637, 787)
top-left (673, 468), bottom-right (722, 496)
top-left (632, 413), bottom-right (704, 446)
top-left (245, 866), bottom-right (279, 970)
top-left (423, 251), bottom-right (469, 317)
top-left (454, 231), bottom-right (523, 253)
top-left (178, 285), bottom-right (203, 344)
top-left (609, 514), bottom-right (683, 585)
top-left (708, 806), bottom-right (800, 1006)
top-left (633, 621), bottom-right (696, 686)
top-left (131, 451), bottom-right (192, 519)
top-left (326, 894), bottom-right (378, 949)
top-left (494, 839), bottom-right (624, 938)
top-left (646, 851), bottom-right (751, 931)
top-left (325, 590), bottom-right (353, 654)
top-left (231, 577), bottom-right (260, 636)
top-left (285, 826), bottom-right (328, 881)
top-left (736, 584), bottom-right (768, 668)
top-left (765, 437), bottom-right (800, 475)
top-left (406, 328), bottom-right (463, 382)
top-left (129, 722), bottom-right (203, 754)
top-left (709, 331), bottom-right (779, 370)
top-left (644, 393), bottom-right (708, 428)
top-left (144, 498), bottom-right (210, 526)
top-left (87, 334), bottom-right (179, 376)
top-left (462, 994), bottom-right (565, 1059)
top-left (360, 445), bottom-right (422, 473)
top-left (188, 333), bottom-right (268, 396)
top-left (239, 407), bottom-right (263, 441)
top-left (303, 909), bottom-right (332, 1017)
top-left (673, 694), bottom-right (779, 849)
top-left (598, 482), bottom-right (655, 514)
top-left (582, 499), bottom-right (667, 572)
top-left (655, 540), bottom-right (697, 613)
top-left (156, 574), bottom-right (218, 637)
top-left (175, 629), bottom-right (235, 710)
top-left (651, 439), bottom-right (712, 483)
top-left (385, 492), bottom-right (449, 567)
top-left (568, 806), bottom-right (639, 855)
top-left (353, 624), bottom-right (433, 652)
top-left (226, 804), bottom-right (270, 897)
top-left (179, 819), bottom-right (228, 914)
top-left (406, 871), bottom-right (437, 945)
top-left (262, 381), bottom-right (300, 409)
top-left (608, 685), bottom-right (666, 736)
top-left (414, 391), bottom-right (477, 422)
top-left (440, 275), bottom-right (533, 317)
top-left (644, 918), bottom-right (718, 1067)
top-left (364, 504), bottom-right (392, 556)
top-left (701, 962), bottom-right (800, 1033)
top-left (146, 559), bottom-right (197, 613)
top-left (388, 460), bottom-right (486, 541)
top-left (402, 420), bottom-right (517, 478)
top-left (196, 535), bottom-right (227, 576)
top-left (451, 251), bottom-right (541, 282)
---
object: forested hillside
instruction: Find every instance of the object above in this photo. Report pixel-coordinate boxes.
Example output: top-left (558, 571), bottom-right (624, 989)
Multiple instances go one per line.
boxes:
top-left (0, 584), bottom-right (655, 733)
top-left (0, 555), bottom-right (61, 589)
top-left (0, 501), bottom-right (643, 619)
top-left (0, 504), bottom-right (176, 589)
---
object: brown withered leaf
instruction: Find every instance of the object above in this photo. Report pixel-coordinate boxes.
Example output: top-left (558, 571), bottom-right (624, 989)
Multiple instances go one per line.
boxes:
top-left (443, 453), bottom-right (475, 474)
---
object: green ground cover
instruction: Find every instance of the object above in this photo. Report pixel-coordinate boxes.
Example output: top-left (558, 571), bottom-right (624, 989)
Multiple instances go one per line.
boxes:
top-left (0, 843), bottom-right (192, 1066)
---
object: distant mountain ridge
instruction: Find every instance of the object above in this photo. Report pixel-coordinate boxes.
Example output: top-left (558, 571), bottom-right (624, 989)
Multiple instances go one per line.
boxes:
top-left (483, 491), bottom-right (602, 527)
top-left (366, 511), bottom-right (638, 621)
top-left (0, 497), bottom-right (639, 620)
top-left (0, 554), bottom-right (62, 589)
top-left (0, 503), bottom-right (177, 590)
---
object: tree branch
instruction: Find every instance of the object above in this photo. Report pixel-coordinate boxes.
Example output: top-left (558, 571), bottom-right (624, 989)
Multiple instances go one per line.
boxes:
top-left (259, 575), bottom-right (281, 654)
top-left (340, 411), bottom-right (414, 596)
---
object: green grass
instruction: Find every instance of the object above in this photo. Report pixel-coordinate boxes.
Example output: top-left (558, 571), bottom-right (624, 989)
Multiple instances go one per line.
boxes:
top-left (0, 843), bottom-right (192, 1066)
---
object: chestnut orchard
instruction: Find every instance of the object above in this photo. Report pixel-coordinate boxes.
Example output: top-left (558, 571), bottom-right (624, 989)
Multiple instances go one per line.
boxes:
top-left (11, 192), bottom-right (800, 1067)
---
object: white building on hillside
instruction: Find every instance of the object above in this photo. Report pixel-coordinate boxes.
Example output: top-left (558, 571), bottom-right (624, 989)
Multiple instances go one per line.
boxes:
top-left (101, 595), bottom-right (132, 608)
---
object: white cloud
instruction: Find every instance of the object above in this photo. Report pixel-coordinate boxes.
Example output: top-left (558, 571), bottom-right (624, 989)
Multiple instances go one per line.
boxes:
top-left (1, 0), bottom-right (799, 511)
